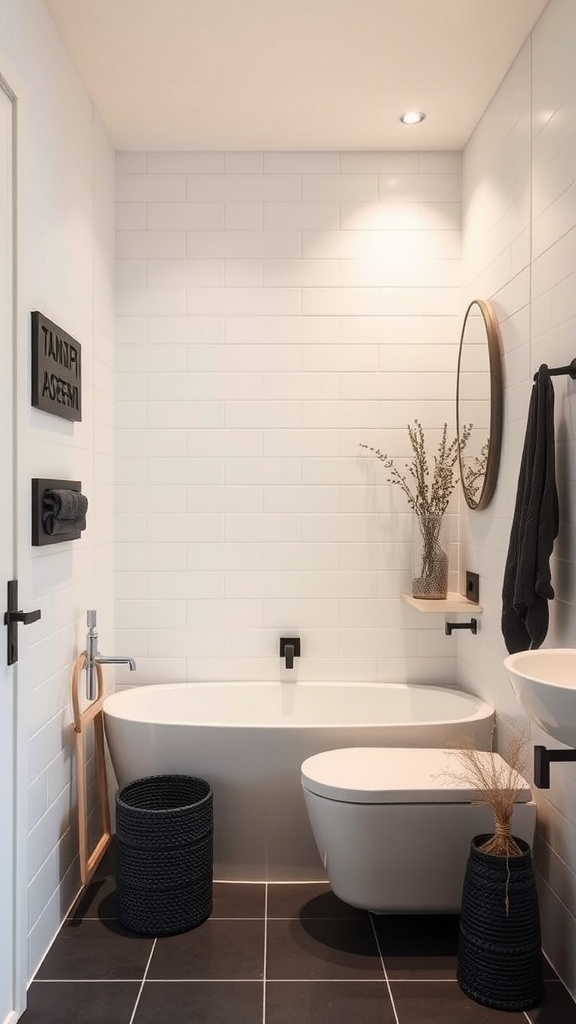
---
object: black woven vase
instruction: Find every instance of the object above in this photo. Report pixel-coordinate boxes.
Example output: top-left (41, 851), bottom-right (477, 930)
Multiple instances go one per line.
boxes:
top-left (457, 834), bottom-right (543, 1011)
top-left (116, 774), bottom-right (213, 936)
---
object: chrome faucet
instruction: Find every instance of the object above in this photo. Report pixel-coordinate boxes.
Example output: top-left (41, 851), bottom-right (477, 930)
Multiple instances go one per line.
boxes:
top-left (85, 609), bottom-right (136, 700)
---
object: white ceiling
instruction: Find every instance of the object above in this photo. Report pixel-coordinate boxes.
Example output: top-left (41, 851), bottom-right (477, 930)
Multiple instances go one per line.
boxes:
top-left (45, 0), bottom-right (549, 151)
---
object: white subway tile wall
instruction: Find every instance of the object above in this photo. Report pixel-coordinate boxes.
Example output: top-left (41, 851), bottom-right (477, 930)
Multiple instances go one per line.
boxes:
top-left (460, 0), bottom-right (576, 998)
top-left (116, 151), bottom-right (462, 686)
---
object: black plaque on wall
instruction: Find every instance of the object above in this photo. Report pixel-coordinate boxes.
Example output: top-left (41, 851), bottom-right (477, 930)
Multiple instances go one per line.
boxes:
top-left (31, 311), bottom-right (82, 422)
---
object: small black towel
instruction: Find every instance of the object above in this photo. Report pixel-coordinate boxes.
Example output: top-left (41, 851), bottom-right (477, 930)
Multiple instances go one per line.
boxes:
top-left (501, 365), bottom-right (559, 653)
top-left (42, 489), bottom-right (88, 536)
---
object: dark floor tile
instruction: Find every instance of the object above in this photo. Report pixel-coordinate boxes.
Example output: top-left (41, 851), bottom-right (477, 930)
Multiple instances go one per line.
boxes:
top-left (526, 980), bottom-right (576, 1023)
top-left (390, 981), bottom-right (527, 1022)
top-left (133, 981), bottom-right (263, 1023)
top-left (68, 876), bottom-right (118, 922)
top-left (68, 841), bottom-right (118, 921)
top-left (372, 914), bottom-right (459, 979)
top-left (266, 918), bottom-right (383, 981)
top-left (35, 918), bottom-right (153, 980)
top-left (384, 953), bottom-right (457, 981)
top-left (266, 980), bottom-right (396, 1023)
top-left (212, 881), bottom-right (266, 918)
top-left (20, 981), bottom-right (139, 1023)
top-left (371, 914), bottom-right (460, 956)
top-left (267, 883), bottom-right (367, 921)
top-left (542, 956), bottom-right (559, 981)
top-left (148, 919), bottom-right (264, 979)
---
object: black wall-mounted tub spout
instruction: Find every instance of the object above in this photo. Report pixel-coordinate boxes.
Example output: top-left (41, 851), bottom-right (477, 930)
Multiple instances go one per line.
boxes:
top-left (280, 636), bottom-right (301, 669)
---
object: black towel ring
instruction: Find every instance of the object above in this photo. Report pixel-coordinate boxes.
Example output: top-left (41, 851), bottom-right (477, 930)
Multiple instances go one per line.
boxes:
top-left (533, 358), bottom-right (576, 381)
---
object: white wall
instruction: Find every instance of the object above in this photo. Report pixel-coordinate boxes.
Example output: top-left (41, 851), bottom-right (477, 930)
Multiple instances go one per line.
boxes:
top-left (0, 0), bottom-right (115, 979)
top-left (461, 0), bottom-right (576, 996)
top-left (115, 151), bottom-right (463, 686)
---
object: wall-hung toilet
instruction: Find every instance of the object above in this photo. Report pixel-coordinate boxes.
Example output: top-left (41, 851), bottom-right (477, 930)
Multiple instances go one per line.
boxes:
top-left (301, 747), bottom-right (536, 913)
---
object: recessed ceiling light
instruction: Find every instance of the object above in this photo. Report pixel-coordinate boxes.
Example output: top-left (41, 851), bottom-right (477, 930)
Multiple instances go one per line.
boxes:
top-left (399, 111), bottom-right (426, 125)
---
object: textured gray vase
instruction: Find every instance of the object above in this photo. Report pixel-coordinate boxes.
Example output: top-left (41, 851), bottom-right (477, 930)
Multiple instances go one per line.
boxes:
top-left (457, 834), bottom-right (543, 1011)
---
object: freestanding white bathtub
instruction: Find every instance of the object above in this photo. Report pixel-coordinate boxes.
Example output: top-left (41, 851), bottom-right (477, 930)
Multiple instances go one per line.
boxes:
top-left (103, 681), bottom-right (494, 881)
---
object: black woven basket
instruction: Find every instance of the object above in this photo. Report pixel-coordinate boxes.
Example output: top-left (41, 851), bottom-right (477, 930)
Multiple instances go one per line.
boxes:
top-left (457, 834), bottom-right (543, 1011)
top-left (115, 774), bottom-right (213, 936)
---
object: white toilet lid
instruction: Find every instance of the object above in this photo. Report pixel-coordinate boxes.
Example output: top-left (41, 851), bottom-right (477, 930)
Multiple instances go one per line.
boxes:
top-left (300, 747), bottom-right (532, 804)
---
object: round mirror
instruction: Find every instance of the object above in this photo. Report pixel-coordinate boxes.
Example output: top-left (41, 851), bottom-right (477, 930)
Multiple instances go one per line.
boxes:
top-left (456, 299), bottom-right (503, 511)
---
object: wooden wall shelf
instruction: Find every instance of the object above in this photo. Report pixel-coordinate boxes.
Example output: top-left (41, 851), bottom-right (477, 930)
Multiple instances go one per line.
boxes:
top-left (401, 592), bottom-right (484, 614)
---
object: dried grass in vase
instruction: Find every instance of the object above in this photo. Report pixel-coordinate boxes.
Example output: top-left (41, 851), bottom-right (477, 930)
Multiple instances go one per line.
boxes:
top-left (360, 420), bottom-right (472, 517)
top-left (441, 730), bottom-right (529, 858)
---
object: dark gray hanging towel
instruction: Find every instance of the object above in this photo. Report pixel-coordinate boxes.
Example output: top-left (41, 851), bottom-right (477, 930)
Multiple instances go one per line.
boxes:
top-left (501, 365), bottom-right (559, 653)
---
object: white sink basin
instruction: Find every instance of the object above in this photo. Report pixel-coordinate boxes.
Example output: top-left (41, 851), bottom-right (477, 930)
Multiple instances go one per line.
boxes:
top-left (504, 649), bottom-right (576, 747)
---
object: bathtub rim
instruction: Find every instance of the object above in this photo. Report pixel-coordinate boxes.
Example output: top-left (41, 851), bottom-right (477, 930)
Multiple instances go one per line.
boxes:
top-left (102, 680), bottom-right (494, 731)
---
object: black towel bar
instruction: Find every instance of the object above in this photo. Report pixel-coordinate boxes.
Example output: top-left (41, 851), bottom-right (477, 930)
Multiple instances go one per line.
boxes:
top-left (533, 358), bottom-right (576, 381)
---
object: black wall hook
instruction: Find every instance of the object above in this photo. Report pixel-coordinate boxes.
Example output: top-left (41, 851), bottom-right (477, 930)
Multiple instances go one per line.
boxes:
top-left (445, 618), bottom-right (477, 636)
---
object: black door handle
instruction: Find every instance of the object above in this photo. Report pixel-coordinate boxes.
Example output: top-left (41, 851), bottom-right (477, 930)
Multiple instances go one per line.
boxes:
top-left (4, 580), bottom-right (42, 665)
top-left (6, 608), bottom-right (42, 626)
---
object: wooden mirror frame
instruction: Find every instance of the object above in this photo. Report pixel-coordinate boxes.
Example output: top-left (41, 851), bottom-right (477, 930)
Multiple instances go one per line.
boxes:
top-left (456, 298), bottom-right (503, 511)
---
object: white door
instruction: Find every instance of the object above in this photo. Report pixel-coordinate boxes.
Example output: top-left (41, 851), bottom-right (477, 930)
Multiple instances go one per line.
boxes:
top-left (0, 75), bottom-right (22, 1024)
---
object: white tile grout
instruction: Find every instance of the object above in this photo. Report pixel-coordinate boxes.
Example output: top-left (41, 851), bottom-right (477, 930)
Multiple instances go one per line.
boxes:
top-left (32, 978), bottom-right (144, 983)
top-left (369, 913), bottom-right (401, 1024)
top-left (262, 881), bottom-right (269, 1024)
top-left (127, 938), bottom-right (156, 1024)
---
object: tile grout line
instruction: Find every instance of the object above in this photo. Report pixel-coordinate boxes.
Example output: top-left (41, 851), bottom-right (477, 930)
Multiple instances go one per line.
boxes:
top-left (34, 976), bottom-right (271, 983)
top-left (127, 938), bottom-right (156, 1024)
top-left (369, 914), bottom-right (401, 1024)
top-left (33, 978), bottom-right (146, 984)
top-left (262, 882), bottom-right (269, 1024)
top-left (132, 977), bottom-right (267, 983)
top-left (261, 977), bottom-right (456, 984)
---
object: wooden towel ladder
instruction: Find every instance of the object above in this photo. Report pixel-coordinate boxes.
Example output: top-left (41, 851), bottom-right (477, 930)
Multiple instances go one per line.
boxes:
top-left (71, 652), bottom-right (111, 884)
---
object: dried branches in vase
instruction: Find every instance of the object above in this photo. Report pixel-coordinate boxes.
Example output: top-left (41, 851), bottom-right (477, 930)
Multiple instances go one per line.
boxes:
top-left (441, 733), bottom-right (543, 1011)
top-left (361, 420), bottom-right (471, 599)
top-left (441, 731), bottom-right (529, 859)
top-left (360, 420), bottom-right (471, 517)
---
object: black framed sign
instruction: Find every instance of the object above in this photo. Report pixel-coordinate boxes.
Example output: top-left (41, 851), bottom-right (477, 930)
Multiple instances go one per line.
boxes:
top-left (31, 311), bottom-right (82, 422)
